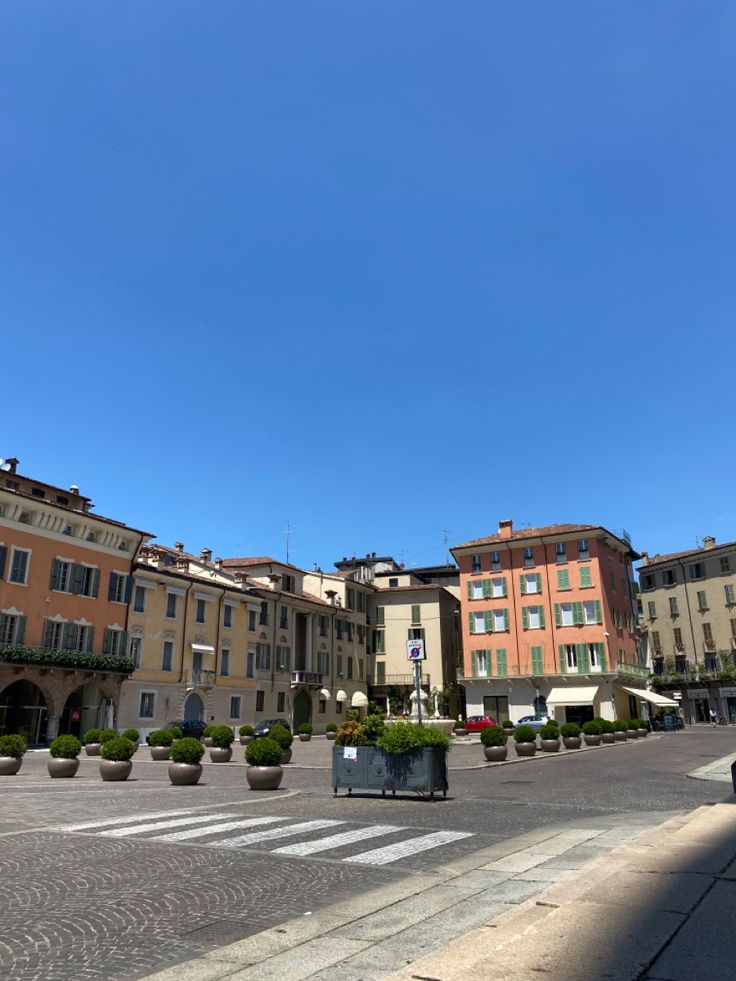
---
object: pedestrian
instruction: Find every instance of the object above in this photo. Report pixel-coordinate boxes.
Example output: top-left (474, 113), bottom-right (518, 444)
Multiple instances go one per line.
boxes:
top-left (709, 707), bottom-right (718, 728)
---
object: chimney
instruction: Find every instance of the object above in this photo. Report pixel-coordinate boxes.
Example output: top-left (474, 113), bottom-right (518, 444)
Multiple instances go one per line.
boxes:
top-left (70, 484), bottom-right (79, 494)
top-left (268, 573), bottom-right (282, 591)
top-left (6, 458), bottom-right (19, 474)
top-left (325, 589), bottom-right (338, 606)
top-left (640, 551), bottom-right (649, 565)
top-left (174, 542), bottom-right (184, 553)
top-left (499, 519), bottom-right (513, 540)
top-left (703, 536), bottom-right (716, 550)
top-left (214, 557), bottom-right (223, 571)
top-left (200, 548), bottom-right (212, 563)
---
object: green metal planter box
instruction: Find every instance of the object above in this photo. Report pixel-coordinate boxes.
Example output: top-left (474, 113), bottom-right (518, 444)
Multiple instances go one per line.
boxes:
top-left (331, 745), bottom-right (448, 799)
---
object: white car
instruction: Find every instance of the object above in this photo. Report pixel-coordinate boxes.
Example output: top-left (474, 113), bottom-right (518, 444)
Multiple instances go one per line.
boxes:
top-left (514, 714), bottom-right (550, 731)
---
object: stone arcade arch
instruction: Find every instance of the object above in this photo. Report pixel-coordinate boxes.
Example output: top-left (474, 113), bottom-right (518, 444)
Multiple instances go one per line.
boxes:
top-left (184, 691), bottom-right (205, 722)
top-left (0, 679), bottom-right (49, 745)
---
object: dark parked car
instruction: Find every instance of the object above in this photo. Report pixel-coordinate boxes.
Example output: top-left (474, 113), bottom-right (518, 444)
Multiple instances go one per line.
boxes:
top-left (167, 719), bottom-right (208, 739)
top-left (253, 718), bottom-right (291, 738)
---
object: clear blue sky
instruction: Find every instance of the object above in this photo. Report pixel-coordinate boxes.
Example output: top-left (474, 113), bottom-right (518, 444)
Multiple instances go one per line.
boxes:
top-left (3, 2), bottom-right (735, 570)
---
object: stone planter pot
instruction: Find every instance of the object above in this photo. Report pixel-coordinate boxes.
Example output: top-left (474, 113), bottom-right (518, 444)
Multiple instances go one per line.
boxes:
top-left (0, 756), bottom-right (22, 775)
top-left (325, 732), bottom-right (336, 741)
top-left (298, 734), bottom-right (311, 742)
top-left (514, 741), bottom-right (537, 757)
top-left (100, 760), bottom-right (132, 782)
top-left (281, 747), bottom-right (293, 764)
top-left (209, 746), bottom-right (232, 763)
top-left (614, 731), bottom-right (628, 742)
top-left (484, 745), bottom-right (508, 763)
top-left (638, 729), bottom-right (649, 738)
top-left (503, 728), bottom-right (515, 736)
top-left (168, 762), bottom-right (202, 785)
top-left (454, 728), bottom-right (467, 737)
top-left (203, 737), bottom-right (214, 747)
top-left (246, 765), bottom-right (283, 790)
top-left (48, 757), bottom-right (80, 778)
top-left (601, 732), bottom-right (616, 744)
top-left (541, 738), bottom-right (561, 752)
top-left (563, 736), bottom-right (582, 750)
top-left (583, 734), bottom-right (602, 747)
top-left (239, 735), bottom-right (254, 745)
top-left (85, 743), bottom-right (101, 757)
top-left (626, 729), bottom-right (639, 739)
top-left (150, 746), bottom-right (171, 761)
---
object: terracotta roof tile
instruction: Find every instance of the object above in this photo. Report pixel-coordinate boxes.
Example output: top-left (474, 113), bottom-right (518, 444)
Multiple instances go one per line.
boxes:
top-left (222, 556), bottom-right (304, 573)
top-left (454, 523), bottom-right (598, 549)
top-left (639, 540), bottom-right (736, 568)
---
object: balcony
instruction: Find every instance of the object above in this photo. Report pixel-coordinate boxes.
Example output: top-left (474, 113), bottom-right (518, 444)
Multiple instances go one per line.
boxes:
top-left (368, 673), bottom-right (431, 687)
top-left (185, 670), bottom-right (216, 688)
top-left (290, 671), bottom-right (323, 688)
top-left (615, 661), bottom-right (649, 679)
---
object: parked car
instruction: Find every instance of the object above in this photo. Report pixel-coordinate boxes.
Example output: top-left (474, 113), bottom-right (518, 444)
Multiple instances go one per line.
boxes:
top-left (460, 716), bottom-right (497, 733)
top-left (167, 719), bottom-right (208, 739)
top-left (253, 718), bottom-right (291, 738)
top-left (514, 714), bottom-right (550, 732)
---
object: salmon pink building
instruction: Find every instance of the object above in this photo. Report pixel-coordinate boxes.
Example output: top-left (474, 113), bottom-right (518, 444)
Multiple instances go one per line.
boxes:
top-left (452, 520), bottom-right (653, 724)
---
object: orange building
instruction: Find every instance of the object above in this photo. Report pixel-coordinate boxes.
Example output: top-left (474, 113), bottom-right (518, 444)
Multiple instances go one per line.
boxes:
top-left (452, 520), bottom-right (650, 724)
top-left (0, 458), bottom-right (150, 743)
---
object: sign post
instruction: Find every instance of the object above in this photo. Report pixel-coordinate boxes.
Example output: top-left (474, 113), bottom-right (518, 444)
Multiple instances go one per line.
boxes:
top-left (406, 639), bottom-right (426, 726)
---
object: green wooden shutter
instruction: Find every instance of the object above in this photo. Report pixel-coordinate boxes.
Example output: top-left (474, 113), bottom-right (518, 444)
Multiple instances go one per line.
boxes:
top-left (50, 559), bottom-right (61, 591)
top-left (467, 581), bottom-right (473, 600)
top-left (468, 612), bottom-right (475, 634)
top-left (14, 615), bottom-right (25, 645)
top-left (536, 574), bottom-right (543, 593)
top-left (539, 606), bottom-right (545, 629)
top-left (554, 603), bottom-right (561, 627)
top-left (43, 619), bottom-right (54, 649)
top-left (573, 602), bottom-right (583, 625)
top-left (520, 574), bottom-right (527, 595)
top-left (482, 579), bottom-right (492, 598)
top-left (485, 610), bottom-right (494, 633)
top-left (559, 644), bottom-right (567, 673)
top-left (503, 609), bottom-right (509, 630)
top-left (62, 622), bottom-right (79, 651)
top-left (85, 627), bottom-right (94, 653)
top-left (577, 643), bottom-right (589, 672)
top-left (597, 642), bottom-right (607, 671)
top-left (531, 646), bottom-right (543, 674)
top-left (521, 607), bottom-right (529, 630)
top-left (376, 661), bottom-right (385, 683)
top-left (497, 648), bottom-right (507, 675)
top-left (376, 607), bottom-right (385, 626)
top-left (486, 649), bottom-right (493, 677)
top-left (594, 600), bottom-right (602, 624)
top-left (470, 650), bottom-right (478, 678)
top-left (501, 576), bottom-right (507, 596)
top-left (103, 628), bottom-right (113, 655)
top-left (580, 567), bottom-right (592, 588)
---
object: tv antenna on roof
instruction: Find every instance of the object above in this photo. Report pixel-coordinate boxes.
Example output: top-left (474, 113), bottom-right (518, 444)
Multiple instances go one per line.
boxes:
top-left (0, 459), bottom-right (11, 472)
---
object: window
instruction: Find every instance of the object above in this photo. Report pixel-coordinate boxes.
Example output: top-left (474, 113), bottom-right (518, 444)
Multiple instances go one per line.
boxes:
top-left (319, 615), bottom-right (329, 637)
top-left (282, 574), bottom-right (295, 593)
top-left (319, 698), bottom-right (326, 714)
top-left (472, 611), bottom-right (487, 634)
top-left (358, 658), bottom-right (364, 680)
top-left (43, 619), bottom-right (63, 650)
top-left (555, 542), bottom-right (567, 563)
top-left (277, 692), bottom-right (285, 713)
top-left (471, 554), bottom-right (482, 573)
top-left (162, 642), bottom-right (173, 672)
top-left (689, 563), bottom-right (704, 580)
top-left (317, 651), bottom-right (329, 675)
top-left (108, 572), bottom-right (130, 604)
top-left (50, 559), bottom-right (72, 592)
top-left (580, 566), bottom-right (592, 588)
top-left (103, 628), bottom-right (126, 657)
top-left (133, 585), bottom-right (146, 613)
top-left (523, 547), bottom-right (535, 568)
top-left (407, 604), bottom-right (420, 625)
top-left (669, 597), bottom-right (679, 617)
top-left (557, 569), bottom-right (570, 591)
top-left (8, 548), bottom-right (30, 584)
top-left (336, 701), bottom-right (344, 715)
top-left (703, 623), bottom-right (714, 648)
top-left (375, 660), bottom-right (386, 684)
top-left (588, 643), bottom-right (600, 669)
top-left (78, 565), bottom-right (99, 598)
top-left (388, 577), bottom-right (399, 588)
top-left (229, 696), bottom-right (241, 720)
top-left (276, 646), bottom-right (290, 672)
top-left (0, 613), bottom-right (24, 646)
top-left (697, 591), bottom-right (708, 612)
top-left (139, 692), bottom-right (155, 719)
top-left (336, 654), bottom-right (344, 677)
top-left (248, 610), bottom-right (257, 631)
top-left (721, 557), bottom-right (731, 574)
top-left (521, 573), bottom-right (541, 595)
top-left (256, 643), bottom-right (271, 670)
top-left (336, 619), bottom-right (344, 640)
top-left (559, 602), bottom-right (573, 626)
top-left (347, 656), bottom-right (354, 679)
top-left (347, 587), bottom-right (355, 610)
top-left (493, 609), bottom-right (507, 632)
top-left (641, 574), bottom-right (654, 591)
top-left (357, 624), bottom-right (366, 645)
top-left (470, 580), bottom-right (484, 599)
top-left (375, 629), bottom-right (385, 653)
top-left (651, 630), bottom-right (662, 654)
top-left (246, 651), bottom-right (255, 678)
top-left (475, 649), bottom-right (490, 677)
top-left (129, 636), bottom-right (142, 668)
top-left (664, 569), bottom-right (676, 586)
top-left (375, 606), bottom-right (385, 626)
top-left (259, 601), bottom-right (269, 625)
top-left (279, 608), bottom-right (288, 630)
top-left (166, 593), bottom-right (178, 618)
top-left (496, 648), bottom-right (508, 675)
top-left (565, 644), bottom-right (578, 670)
top-left (223, 605), bottom-right (233, 628)
top-left (523, 605), bottom-right (544, 630)
top-left (357, 592), bottom-right (365, 613)
top-left (674, 627), bottom-right (684, 652)
top-left (491, 551), bottom-right (501, 571)
top-left (578, 540), bottom-right (590, 561)
top-left (726, 584), bottom-right (736, 606)
top-left (196, 599), bottom-right (206, 624)
top-left (346, 622), bottom-right (354, 642)
top-left (19, 511), bottom-right (32, 524)
top-left (648, 601), bottom-right (657, 620)
top-left (221, 649), bottom-right (230, 676)
top-left (408, 627), bottom-right (424, 640)
top-left (583, 600), bottom-right (601, 625)
top-left (256, 690), bottom-right (264, 712)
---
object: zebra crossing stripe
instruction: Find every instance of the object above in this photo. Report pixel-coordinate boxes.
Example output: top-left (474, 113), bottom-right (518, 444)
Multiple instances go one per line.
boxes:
top-left (151, 816), bottom-right (287, 842)
top-left (215, 819), bottom-right (344, 849)
top-left (272, 824), bottom-right (403, 856)
top-left (99, 813), bottom-right (240, 838)
top-left (345, 830), bottom-right (474, 865)
top-left (62, 810), bottom-right (195, 832)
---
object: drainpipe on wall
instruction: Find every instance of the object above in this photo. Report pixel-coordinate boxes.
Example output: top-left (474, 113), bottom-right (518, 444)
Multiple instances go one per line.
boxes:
top-left (177, 582), bottom-right (194, 685)
top-left (677, 559), bottom-right (699, 664)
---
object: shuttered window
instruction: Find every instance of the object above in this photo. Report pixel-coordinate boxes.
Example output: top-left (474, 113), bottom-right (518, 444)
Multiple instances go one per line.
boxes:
top-left (496, 649), bottom-right (507, 675)
top-left (557, 569), bottom-right (570, 590)
top-left (531, 645), bottom-right (543, 674)
top-left (580, 567), bottom-right (592, 588)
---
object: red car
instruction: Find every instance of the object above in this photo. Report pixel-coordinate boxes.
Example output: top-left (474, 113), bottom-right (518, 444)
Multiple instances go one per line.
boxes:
top-left (458, 715), bottom-right (497, 733)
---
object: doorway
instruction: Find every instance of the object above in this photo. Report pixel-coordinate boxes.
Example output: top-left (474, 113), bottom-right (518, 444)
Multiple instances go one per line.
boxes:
top-left (0, 680), bottom-right (48, 744)
top-left (293, 690), bottom-right (311, 731)
top-left (184, 692), bottom-right (204, 721)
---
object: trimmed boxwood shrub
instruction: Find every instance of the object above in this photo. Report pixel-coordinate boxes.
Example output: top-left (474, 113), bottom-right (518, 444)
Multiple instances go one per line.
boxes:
top-left (501, 719), bottom-right (514, 728)
top-left (168, 726), bottom-right (183, 739)
top-left (239, 724), bottom-right (255, 737)
top-left (513, 725), bottom-right (537, 743)
top-left (171, 737), bottom-right (205, 765)
top-left (613, 719), bottom-right (628, 732)
top-left (326, 723), bottom-right (338, 733)
top-left (560, 723), bottom-right (581, 738)
top-left (298, 723), bottom-right (313, 735)
top-left (149, 729), bottom-right (174, 747)
top-left (211, 725), bottom-right (235, 748)
top-left (481, 726), bottom-right (508, 746)
top-left (99, 729), bottom-right (117, 744)
top-left (122, 728), bottom-right (140, 742)
top-left (582, 720), bottom-right (602, 736)
top-left (203, 725), bottom-right (217, 739)
top-left (269, 724), bottom-right (293, 750)
top-left (246, 737), bottom-right (283, 767)
top-left (539, 724), bottom-right (561, 740)
top-left (377, 722), bottom-right (451, 753)
top-left (546, 719), bottom-right (560, 729)
top-left (101, 737), bottom-right (136, 762)
top-left (0, 734), bottom-right (28, 757)
top-left (598, 719), bottom-right (615, 734)
top-left (50, 735), bottom-right (82, 758)
top-left (635, 718), bottom-right (648, 729)
top-left (83, 728), bottom-right (102, 745)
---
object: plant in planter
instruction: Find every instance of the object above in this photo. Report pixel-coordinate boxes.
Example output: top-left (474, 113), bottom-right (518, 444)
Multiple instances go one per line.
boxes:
top-left (83, 728), bottom-right (102, 757)
top-left (613, 720), bottom-right (629, 742)
top-left (202, 725), bottom-right (216, 747)
top-left (454, 717), bottom-right (468, 736)
top-left (239, 724), bottom-right (255, 746)
top-left (501, 719), bottom-right (515, 731)
top-left (560, 722), bottom-right (581, 749)
top-left (582, 720), bottom-right (602, 746)
top-left (325, 723), bottom-right (338, 741)
top-left (99, 729), bottom-right (117, 747)
top-left (598, 719), bottom-right (616, 744)
top-left (539, 723), bottom-right (561, 752)
top-left (169, 736), bottom-right (205, 785)
top-left (209, 725), bottom-right (235, 762)
top-left (0, 734), bottom-right (28, 775)
top-left (121, 728), bottom-right (140, 746)
top-left (625, 719), bottom-right (640, 739)
top-left (298, 723), bottom-right (313, 742)
top-left (480, 725), bottom-right (508, 762)
top-left (245, 737), bottom-right (284, 790)
top-left (636, 718), bottom-right (649, 737)
top-left (149, 728), bottom-right (174, 760)
top-left (513, 724), bottom-right (537, 757)
top-left (99, 736), bottom-right (136, 781)
top-left (168, 725), bottom-right (183, 740)
top-left (48, 735), bottom-right (82, 778)
top-left (269, 724), bottom-right (294, 764)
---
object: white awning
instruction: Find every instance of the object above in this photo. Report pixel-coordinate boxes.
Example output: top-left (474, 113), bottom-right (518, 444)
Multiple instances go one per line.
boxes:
top-left (336, 689), bottom-right (347, 701)
top-left (351, 691), bottom-right (369, 708)
top-left (620, 686), bottom-right (679, 708)
top-left (191, 643), bottom-right (215, 654)
top-left (546, 685), bottom-right (600, 706)
top-left (319, 688), bottom-right (331, 700)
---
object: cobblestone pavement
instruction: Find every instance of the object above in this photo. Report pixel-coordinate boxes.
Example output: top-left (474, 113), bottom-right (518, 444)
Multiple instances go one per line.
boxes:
top-left (2, 729), bottom-right (733, 980)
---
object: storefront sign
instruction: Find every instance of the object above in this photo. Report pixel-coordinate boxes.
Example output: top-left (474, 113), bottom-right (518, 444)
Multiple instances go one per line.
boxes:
top-left (688, 689), bottom-right (708, 699)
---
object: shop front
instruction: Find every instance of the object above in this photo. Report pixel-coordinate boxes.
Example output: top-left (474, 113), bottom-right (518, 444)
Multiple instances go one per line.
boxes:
top-left (546, 685), bottom-right (601, 725)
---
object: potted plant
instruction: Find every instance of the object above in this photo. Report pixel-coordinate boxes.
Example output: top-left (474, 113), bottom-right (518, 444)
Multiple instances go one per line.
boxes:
top-left (636, 718), bottom-right (649, 737)
top-left (613, 720), bottom-right (628, 742)
top-left (298, 723), bottom-right (313, 743)
top-left (501, 719), bottom-right (515, 734)
top-left (513, 724), bottom-right (537, 757)
top-left (582, 720), bottom-right (602, 746)
top-left (625, 720), bottom-right (639, 740)
top-left (454, 717), bottom-right (467, 737)
top-left (480, 725), bottom-right (508, 762)
top-left (169, 737), bottom-right (205, 785)
top-left (99, 736), bottom-right (136, 781)
top-left (560, 722), bottom-right (581, 749)
top-left (599, 719), bottom-right (616, 744)
top-left (121, 728), bottom-right (140, 748)
top-left (149, 728), bottom-right (174, 760)
top-left (0, 734), bottom-right (28, 775)
top-left (209, 725), bottom-right (234, 763)
top-left (539, 723), bottom-right (561, 752)
top-left (99, 728), bottom-right (117, 747)
top-left (168, 725), bottom-right (183, 741)
top-left (83, 728), bottom-right (102, 757)
top-left (239, 724), bottom-right (255, 746)
top-left (48, 735), bottom-right (82, 778)
top-left (245, 737), bottom-right (284, 790)
top-left (202, 725), bottom-right (216, 748)
top-left (325, 723), bottom-right (338, 741)
top-left (269, 724), bottom-right (294, 764)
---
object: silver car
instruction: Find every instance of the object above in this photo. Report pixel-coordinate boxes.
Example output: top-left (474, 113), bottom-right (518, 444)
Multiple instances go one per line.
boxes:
top-left (514, 714), bottom-right (550, 731)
